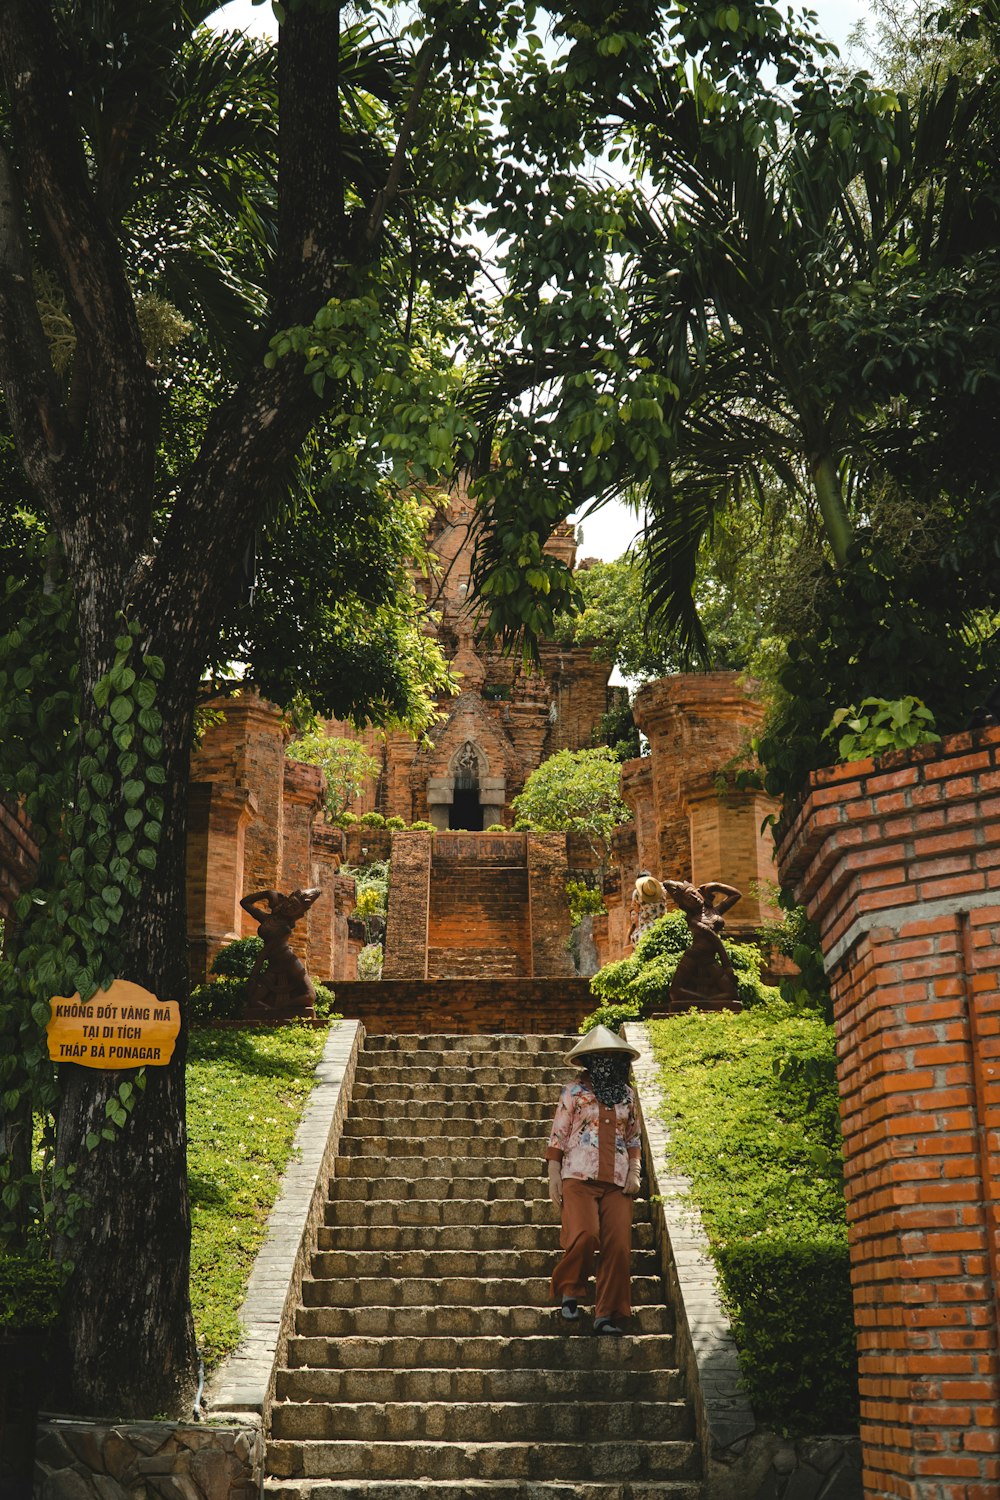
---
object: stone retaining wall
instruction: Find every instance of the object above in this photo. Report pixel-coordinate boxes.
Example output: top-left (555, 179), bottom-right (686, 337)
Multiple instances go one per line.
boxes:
top-left (34, 1416), bottom-right (263, 1500)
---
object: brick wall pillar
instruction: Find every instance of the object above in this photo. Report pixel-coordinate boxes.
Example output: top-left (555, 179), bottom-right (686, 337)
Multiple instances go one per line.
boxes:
top-left (226, 695), bottom-right (288, 934)
top-left (185, 782), bottom-right (256, 983)
top-left (777, 728), bottom-right (1000, 1500)
top-left (383, 831), bottom-right (432, 979)
top-left (309, 826), bottom-right (344, 982)
top-left (281, 759), bottom-right (325, 963)
top-left (527, 832), bottom-right (576, 978)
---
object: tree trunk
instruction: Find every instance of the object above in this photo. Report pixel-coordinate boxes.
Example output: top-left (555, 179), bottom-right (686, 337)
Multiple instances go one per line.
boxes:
top-left (54, 610), bottom-right (200, 1417)
top-left (810, 450), bottom-right (852, 568)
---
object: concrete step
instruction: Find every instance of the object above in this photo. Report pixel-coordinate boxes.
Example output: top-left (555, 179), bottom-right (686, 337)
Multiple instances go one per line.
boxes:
top-left (322, 1197), bottom-right (566, 1229)
top-left (338, 1134), bottom-right (554, 1158)
top-left (327, 1175), bottom-right (568, 1203)
top-left (355, 1048), bottom-right (576, 1072)
top-left (274, 1364), bottom-right (685, 1405)
top-left (361, 1035), bottom-right (576, 1054)
top-left (320, 1194), bottom-right (578, 1230)
top-left (264, 1480), bottom-right (703, 1500)
top-left (266, 1439), bottom-right (701, 1482)
top-left (285, 1330), bottom-right (676, 1370)
top-left (300, 1274), bottom-right (665, 1310)
top-left (348, 1066), bottom-right (571, 1088)
top-left (346, 1101), bottom-right (551, 1124)
top-left (309, 1249), bottom-right (662, 1280)
top-left (342, 1115), bottom-right (549, 1138)
top-left (315, 1222), bottom-right (657, 1253)
top-left (333, 1156), bottom-right (560, 1181)
top-left (270, 1399), bottom-right (692, 1443)
top-left (349, 1083), bottom-right (569, 1106)
top-left (291, 1304), bottom-right (673, 1342)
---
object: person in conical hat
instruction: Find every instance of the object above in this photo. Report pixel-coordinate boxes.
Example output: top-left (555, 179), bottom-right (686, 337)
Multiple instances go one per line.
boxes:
top-left (544, 1025), bottom-right (642, 1335)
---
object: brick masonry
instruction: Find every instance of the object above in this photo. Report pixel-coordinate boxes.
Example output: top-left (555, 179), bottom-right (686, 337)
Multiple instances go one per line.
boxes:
top-left (604, 674), bottom-right (783, 958)
top-left (777, 726), bottom-right (1000, 1500)
top-left (325, 978), bottom-right (595, 1033)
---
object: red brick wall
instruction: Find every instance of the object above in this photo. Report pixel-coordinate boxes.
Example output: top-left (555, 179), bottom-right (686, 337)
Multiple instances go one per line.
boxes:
top-left (627, 674), bottom-right (781, 942)
top-left (383, 831), bottom-right (431, 979)
top-left (427, 833), bottom-right (531, 978)
top-left (777, 727), bottom-right (1000, 1500)
top-left (329, 977), bottom-right (595, 1033)
top-left (527, 832), bottom-right (577, 978)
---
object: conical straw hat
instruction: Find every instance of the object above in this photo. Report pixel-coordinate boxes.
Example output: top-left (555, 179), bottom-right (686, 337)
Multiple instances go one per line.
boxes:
top-left (566, 1024), bottom-right (640, 1062)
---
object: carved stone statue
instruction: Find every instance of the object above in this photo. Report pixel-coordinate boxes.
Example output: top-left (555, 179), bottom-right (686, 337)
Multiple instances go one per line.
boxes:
top-left (239, 887), bottom-right (322, 1019)
top-left (662, 879), bottom-right (742, 1013)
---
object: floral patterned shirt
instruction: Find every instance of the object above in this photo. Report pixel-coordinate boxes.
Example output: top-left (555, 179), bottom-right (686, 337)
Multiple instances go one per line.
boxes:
top-left (544, 1074), bottom-right (642, 1189)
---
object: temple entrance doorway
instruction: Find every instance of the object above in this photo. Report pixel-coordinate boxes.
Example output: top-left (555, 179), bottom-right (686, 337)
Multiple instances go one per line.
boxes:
top-left (449, 785), bottom-right (484, 831)
top-left (450, 743), bottom-right (484, 830)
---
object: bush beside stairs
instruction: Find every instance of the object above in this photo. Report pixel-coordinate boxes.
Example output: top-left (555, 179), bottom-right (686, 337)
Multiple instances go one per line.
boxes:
top-left (264, 1032), bottom-right (703, 1499)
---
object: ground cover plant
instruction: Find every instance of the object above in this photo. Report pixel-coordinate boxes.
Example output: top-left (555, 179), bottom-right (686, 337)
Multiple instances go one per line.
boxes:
top-left (186, 1024), bottom-right (329, 1369)
top-left (647, 1004), bottom-right (857, 1434)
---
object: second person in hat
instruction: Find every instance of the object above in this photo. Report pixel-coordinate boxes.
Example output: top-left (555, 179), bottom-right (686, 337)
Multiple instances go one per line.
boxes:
top-left (544, 1024), bottom-right (642, 1335)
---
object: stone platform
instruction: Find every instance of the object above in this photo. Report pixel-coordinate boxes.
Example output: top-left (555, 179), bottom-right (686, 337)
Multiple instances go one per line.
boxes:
top-left (327, 978), bottom-right (595, 1033)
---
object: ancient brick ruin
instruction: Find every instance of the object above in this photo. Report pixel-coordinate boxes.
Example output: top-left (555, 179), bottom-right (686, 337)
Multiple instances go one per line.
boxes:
top-left (184, 666), bottom-right (783, 989)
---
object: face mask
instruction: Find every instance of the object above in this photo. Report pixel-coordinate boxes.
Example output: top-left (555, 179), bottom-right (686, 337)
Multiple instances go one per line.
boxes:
top-left (586, 1052), bottom-right (630, 1106)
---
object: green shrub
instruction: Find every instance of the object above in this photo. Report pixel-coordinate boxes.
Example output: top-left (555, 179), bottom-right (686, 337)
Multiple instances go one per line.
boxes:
top-left (211, 936), bottom-right (263, 980)
top-left (486, 822), bottom-right (506, 832)
top-left (313, 983), bottom-right (339, 1020)
top-left (335, 811), bottom-right (358, 827)
top-left (590, 955), bottom-right (641, 1004)
top-left (647, 1005), bottom-right (856, 1435)
top-left (565, 879), bottom-right (606, 927)
top-left (716, 1235), bottom-right (857, 1432)
top-left (359, 811), bottom-right (386, 828)
top-left (513, 818), bottom-right (533, 831)
top-left (408, 820), bottom-right (436, 832)
top-left (633, 910), bottom-right (691, 963)
top-left (0, 1255), bottom-right (63, 1330)
top-left (385, 815), bottom-right (406, 830)
top-left (189, 976), bottom-right (250, 1024)
top-left (581, 1000), bottom-right (641, 1034)
top-left (358, 942), bottom-right (383, 980)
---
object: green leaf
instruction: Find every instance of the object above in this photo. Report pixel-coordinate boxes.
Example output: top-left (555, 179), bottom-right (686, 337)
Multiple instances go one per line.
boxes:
top-left (110, 696), bottom-right (134, 724)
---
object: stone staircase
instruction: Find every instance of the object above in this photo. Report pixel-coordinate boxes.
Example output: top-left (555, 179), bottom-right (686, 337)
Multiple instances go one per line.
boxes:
top-left (264, 1033), bottom-right (702, 1499)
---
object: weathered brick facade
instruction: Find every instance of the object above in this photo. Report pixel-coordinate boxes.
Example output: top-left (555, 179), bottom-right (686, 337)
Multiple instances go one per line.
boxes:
top-left (186, 693), bottom-right (353, 985)
top-left (324, 483), bottom-right (614, 830)
top-left (323, 977), bottom-right (595, 1032)
top-left (382, 830), bottom-right (577, 980)
top-left (777, 728), bottom-right (1000, 1500)
top-left (594, 673), bottom-right (783, 965)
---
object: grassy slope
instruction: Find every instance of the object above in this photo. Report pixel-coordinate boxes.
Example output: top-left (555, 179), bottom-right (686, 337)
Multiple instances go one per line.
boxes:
top-left (647, 1001), bottom-right (858, 1434)
top-left (186, 1025), bottom-right (329, 1368)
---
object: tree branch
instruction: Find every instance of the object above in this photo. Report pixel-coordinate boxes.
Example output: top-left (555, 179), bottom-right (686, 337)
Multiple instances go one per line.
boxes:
top-left (0, 0), bottom-right (154, 516)
top-left (0, 140), bottom-right (73, 524)
top-left (364, 36), bottom-right (442, 251)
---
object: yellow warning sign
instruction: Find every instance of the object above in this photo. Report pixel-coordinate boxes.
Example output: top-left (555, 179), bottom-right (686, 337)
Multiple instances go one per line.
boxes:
top-left (47, 979), bottom-right (180, 1068)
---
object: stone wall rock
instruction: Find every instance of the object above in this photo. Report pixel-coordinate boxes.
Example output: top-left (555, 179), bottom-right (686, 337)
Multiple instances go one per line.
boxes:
top-left (34, 1417), bottom-right (263, 1500)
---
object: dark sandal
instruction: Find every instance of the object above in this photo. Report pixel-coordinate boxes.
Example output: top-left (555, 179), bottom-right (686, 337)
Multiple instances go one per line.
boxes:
top-left (594, 1317), bottom-right (624, 1336)
top-left (561, 1298), bottom-right (580, 1321)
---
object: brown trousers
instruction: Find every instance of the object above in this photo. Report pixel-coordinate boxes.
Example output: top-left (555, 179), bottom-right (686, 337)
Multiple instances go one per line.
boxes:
top-left (550, 1177), bottom-right (633, 1320)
